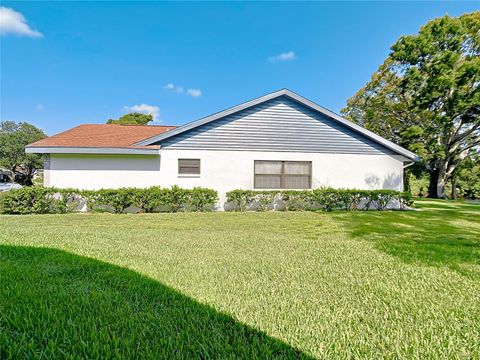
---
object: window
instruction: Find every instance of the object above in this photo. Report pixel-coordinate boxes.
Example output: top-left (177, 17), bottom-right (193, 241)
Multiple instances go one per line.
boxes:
top-left (254, 160), bottom-right (311, 189)
top-left (178, 159), bottom-right (200, 175)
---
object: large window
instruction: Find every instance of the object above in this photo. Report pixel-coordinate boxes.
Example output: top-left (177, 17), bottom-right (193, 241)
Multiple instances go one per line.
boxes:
top-left (254, 160), bottom-right (311, 189)
top-left (178, 159), bottom-right (200, 175)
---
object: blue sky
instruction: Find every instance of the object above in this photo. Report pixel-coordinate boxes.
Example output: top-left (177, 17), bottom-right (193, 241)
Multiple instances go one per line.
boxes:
top-left (1, 2), bottom-right (478, 135)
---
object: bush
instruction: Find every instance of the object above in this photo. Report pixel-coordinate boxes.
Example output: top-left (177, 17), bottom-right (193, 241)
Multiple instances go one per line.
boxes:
top-left (281, 191), bottom-right (311, 211)
top-left (311, 188), bottom-right (341, 212)
top-left (226, 190), bottom-right (255, 211)
top-left (337, 190), bottom-right (363, 211)
top-left (93, 188), bottom-right (135, 214)
top-left (186, 187), bottom-right (218, 211)
top-left (225, 188), bottom-right (413, 212)
top-left (58, 188), bottom-right (84, 213)
top-left (129, 186), bottom-right (166, 213)
top-left (0, 186), bottom-right (219, 215)
top-left (0, 187), bottom-right (66, 214)
top-left (1, 187), bottom-right (410, 215)
top-left (254, 191), bottom-right (276, 211)
top-left (164, 185), bottom-right (188, 212)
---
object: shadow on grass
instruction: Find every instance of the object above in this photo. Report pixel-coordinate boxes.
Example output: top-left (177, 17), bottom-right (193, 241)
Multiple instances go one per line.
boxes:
top-left (335, 200), bottom-right (480, 279)
top-left (0, 245), bottom-right (310, 359)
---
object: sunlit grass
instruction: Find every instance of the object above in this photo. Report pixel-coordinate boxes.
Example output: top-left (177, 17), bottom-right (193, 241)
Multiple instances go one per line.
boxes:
top-left (1, 199), bottom-right (479, 358)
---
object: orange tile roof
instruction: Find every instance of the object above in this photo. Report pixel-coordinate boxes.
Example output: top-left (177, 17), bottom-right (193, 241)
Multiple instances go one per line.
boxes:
top-left (27, 124), bottom-right (177, 149)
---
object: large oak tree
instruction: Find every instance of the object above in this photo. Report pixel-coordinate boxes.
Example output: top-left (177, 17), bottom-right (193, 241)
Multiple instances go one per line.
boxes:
top-left (342, 12), bottom-right (479, 198)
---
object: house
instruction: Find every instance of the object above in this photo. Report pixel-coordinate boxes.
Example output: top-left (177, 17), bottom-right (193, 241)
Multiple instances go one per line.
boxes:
top-left (26, 89), bottom-right (418, 208)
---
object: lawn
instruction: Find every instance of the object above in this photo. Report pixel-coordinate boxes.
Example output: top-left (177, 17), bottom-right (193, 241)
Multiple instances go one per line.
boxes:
top-left (0, 199), bottom-right (479, 358)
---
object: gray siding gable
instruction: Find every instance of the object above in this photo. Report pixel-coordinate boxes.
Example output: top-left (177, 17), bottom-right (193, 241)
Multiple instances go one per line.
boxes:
top-left (157, 96), bottom-right (396, 155)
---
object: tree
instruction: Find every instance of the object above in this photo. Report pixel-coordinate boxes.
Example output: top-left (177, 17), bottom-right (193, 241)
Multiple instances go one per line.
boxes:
top-left (342, 12), bottom-right (480, 198)
top-left (454, 152), bottom-right (480, 199)
top-left (0, 121), bottom-right (46, 185)
top-left (106, 112), bottom-right (153, 125)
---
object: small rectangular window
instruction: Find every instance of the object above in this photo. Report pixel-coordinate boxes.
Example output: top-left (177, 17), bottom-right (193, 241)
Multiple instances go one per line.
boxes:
top-left (254, 160), bottom-right (311, 189)
top-left (178, 159), bottom-right (200, 175)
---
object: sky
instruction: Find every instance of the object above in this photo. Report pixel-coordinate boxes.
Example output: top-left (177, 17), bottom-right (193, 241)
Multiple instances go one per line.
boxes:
top-left (1, 2), bottom-right (478, 135)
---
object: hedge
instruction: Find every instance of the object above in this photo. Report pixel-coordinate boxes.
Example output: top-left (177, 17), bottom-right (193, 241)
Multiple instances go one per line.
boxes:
top-left (225, 188), bottom-right (413, 212)
top-left (0, 186), bottom-right (218, 215)
top-left (0, 187), bottom-right (413, 215)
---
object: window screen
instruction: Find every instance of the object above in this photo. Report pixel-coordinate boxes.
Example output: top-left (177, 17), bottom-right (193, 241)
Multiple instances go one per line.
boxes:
top-left (254, 160), bottom-right (311, 189)
top-left (178, 159), bottom-right (200, 175)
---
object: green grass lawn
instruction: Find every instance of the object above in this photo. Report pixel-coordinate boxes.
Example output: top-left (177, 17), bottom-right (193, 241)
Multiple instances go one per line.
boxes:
top-left (1, 199), bottom-right (479, 358)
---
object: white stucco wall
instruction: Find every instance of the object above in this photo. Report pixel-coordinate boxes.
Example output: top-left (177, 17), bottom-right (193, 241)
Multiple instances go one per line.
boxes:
top-left (47, 150), bottom-right (405, 208)
top-left (48, 154), bottom-right (161, 190)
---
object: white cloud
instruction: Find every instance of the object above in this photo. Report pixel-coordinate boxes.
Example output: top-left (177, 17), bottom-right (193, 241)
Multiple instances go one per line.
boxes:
top-left (0, 7), bottom-right (43, 37)
top-left (269, 51), bottom-right (296, 63)
top-left (123, 104), bottom-right (160, 121)
top-left (164, 83), bottom-right (202, 97)
top-left (187, 89), bottom-right (202, 98)
top-left (164, 83), bottom-right (184, 93)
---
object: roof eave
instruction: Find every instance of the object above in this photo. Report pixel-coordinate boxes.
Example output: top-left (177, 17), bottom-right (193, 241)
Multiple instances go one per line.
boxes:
top-left (25, 146), bottom-right (160, 155)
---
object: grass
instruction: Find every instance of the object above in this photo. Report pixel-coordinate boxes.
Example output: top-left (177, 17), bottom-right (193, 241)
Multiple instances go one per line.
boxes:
top-left (0, 198), bottom-right (479, 358)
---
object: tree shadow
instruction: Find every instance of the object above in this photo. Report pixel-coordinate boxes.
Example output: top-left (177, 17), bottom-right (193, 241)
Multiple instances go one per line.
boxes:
top-left (0, 245), bottom-right (311, 359)
top-left (335, 200), bottom-right (480, 279)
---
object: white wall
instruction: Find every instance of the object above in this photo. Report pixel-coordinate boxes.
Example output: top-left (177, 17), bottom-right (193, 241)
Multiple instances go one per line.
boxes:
top-left (47, 150), bottom-right (404, 209)
top-left (48, 154), bottom-right (161, 190)
top-left (157, 149), bottom-right (404, 206)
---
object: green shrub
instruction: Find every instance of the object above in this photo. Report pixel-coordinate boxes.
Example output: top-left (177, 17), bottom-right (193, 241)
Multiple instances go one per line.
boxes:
top-left (186, 187), bottom-right (218, 211)
top-left (163, 185), bottom-right (187, 212)
top-left (226, 190), bottom-right (255, 211)
top-left (280, 191), bottom-right (311, 211)
top-left (1, 186), bottom-right (219, 215)
top-left (94, 188), bottom-right (135, 214)
top-left (0, 187), bottom-right (66, 214)
top-left (58, 188), bottom-right (83, 213)
top-left (1, 187), bottom-right (411, 215)
top-left (311, 188), bottom-right (341, 212)
top-left (129, 187), bottom-right (166, 213)
top-left (226, 188), bottom-right (412, 212)
top-left (252, 191), bottom-right (275, 211)
top-left (368, 190), bottom-right (398, 211)
top-left (337, 190), bottom-right (363, 211)
top-left (82, 190), bottom-right (100, 212)
top-left (400, 191), bottom-right (414, 208)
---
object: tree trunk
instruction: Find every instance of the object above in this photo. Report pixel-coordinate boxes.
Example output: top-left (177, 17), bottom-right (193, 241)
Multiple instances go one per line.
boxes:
top-left (427, 163), bottom-right (447, 198)
top-left (428, 169), bottom-right (439, 198)
top-left (451, 174), bottom-right (457, 200)
top-left (403, 169), bottom-right (411, 193)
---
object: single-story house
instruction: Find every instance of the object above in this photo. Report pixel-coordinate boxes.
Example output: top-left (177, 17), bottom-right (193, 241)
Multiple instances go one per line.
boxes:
top-left (26, 89), bottom-right (418, 208)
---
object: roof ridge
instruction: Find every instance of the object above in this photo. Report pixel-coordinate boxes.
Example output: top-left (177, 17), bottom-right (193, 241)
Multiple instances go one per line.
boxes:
top-left (76, 123), bottom-right (177, 128)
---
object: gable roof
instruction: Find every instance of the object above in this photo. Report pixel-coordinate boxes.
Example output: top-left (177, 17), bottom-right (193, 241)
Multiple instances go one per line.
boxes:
top-left (26, 124), bottom-right (176, 154)
top-left (135, 89), bottom-right (418, 161)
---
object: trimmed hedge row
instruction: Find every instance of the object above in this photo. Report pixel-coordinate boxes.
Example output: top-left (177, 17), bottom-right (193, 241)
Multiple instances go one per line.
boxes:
top-left (225, 188), bottom-right (413, 212)
top-left (0, 186), bottom-right (218, 215)
top-left (0, 187), bottom-right (413, 214)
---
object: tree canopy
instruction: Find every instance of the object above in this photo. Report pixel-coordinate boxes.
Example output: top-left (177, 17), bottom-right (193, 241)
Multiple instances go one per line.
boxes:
top-left (342, 12), bottom-right (479, 198)
top-left (107, 113), bottom-right (153, 125)
top-left (0, 121), bottom-right (46, 185)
